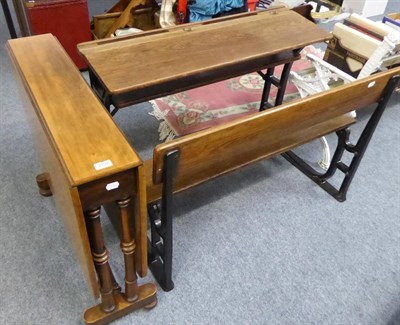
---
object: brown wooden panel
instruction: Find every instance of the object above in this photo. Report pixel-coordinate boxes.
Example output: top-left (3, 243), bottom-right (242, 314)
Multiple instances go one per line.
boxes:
top-left (93, 12), bottom-right (121, 39)
top-left (151, 68), bottom-right (400, 189)
top-left (111, 51), bottom-right (301, 107)
top-left (78, 8), bottom-right (331, 96)
top-left (7, 55), bottom-right (99, 298)
top-left (78, 169), bottom-right (137, 211)
top-left (146, 114), bottom-right (356, 202)
top-left (6, 34), bottom-right (141, 187)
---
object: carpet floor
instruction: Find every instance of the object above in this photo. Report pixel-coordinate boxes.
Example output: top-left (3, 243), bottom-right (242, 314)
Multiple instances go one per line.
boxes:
top-left (0, 1), bottom-right (399, 324)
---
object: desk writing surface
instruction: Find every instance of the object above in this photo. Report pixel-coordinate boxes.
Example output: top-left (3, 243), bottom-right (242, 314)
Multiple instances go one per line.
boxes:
top-left (7, 34), bottom-right (141, 186)
top-left (78, 8), bottom-right (331, 96)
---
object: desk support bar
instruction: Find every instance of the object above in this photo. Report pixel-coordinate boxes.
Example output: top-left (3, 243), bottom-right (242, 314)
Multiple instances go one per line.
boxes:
top-left (283, 75), bottom-right (400, 202)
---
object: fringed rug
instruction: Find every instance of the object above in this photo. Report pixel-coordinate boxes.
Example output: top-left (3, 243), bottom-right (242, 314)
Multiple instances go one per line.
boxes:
top-left (150, 45), bottom-right (322, 141)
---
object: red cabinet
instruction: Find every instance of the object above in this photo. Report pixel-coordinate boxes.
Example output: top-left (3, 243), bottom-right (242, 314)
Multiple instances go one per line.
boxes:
top-left (26, 0), bottom-right (92, 69)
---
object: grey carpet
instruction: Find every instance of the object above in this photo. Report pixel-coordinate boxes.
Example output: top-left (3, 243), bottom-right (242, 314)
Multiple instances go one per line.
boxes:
top-left (1, 1), bottom-right (399, 324)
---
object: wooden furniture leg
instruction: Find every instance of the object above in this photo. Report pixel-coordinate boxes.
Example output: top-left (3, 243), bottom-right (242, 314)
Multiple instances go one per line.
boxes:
top-left (108, 263), bottom-right (122, 295)
top-left (36, 173), bottom-right (52, 197)
top-left (85, 207), bottom-right (117, 313)
top-left (116, 197), bottom-right (139, 301)
top-left (84, 203), bottom-right (157, 325)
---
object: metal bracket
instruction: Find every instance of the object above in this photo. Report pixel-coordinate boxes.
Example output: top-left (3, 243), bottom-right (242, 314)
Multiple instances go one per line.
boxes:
top-left (283, 75), bottom-right (400, 202)
top-left (148, 149), bottom-right (180, 291)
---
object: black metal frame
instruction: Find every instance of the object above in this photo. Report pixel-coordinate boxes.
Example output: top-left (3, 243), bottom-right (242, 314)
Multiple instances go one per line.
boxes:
top-left (283, 75), bottom-right (400, 202)
top-left (1, 0), bottom-right (17, 39)
top-left (147, 149), bottom-right (180, 292)
top-left (258, 53), bottom-right (299, 111)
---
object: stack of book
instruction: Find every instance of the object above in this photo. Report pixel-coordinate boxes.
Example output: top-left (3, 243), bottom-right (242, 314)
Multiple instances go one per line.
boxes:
top-left (324, 13), bottom-right (400, 78)
top-left (383, 13), bottom-right (400, 32)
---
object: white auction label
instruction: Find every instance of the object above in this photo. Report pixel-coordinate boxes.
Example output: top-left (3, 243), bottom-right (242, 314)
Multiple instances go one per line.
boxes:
top-left (106, 181), bottom-right (120, 191)
top-left (94, 160), bottom-right (113, 170)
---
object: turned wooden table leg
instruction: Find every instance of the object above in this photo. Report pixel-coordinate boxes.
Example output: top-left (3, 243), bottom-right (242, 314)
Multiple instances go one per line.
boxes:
top-left (83, 197), bottom-right (157, 325)
top-left (84, 207), bottom-right (116, 313)
top-left (108, 264), bottom-right (122, 295)
top-left (36, 173), bottom-right (52, 197)
top-left (116, 197), bottom-right (139, 302)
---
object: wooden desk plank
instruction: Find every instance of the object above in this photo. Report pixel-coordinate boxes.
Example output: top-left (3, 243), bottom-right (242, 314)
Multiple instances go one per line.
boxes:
top-left (7, 34), bottom-right (141, 187)
top-left (145, 114), bottom-right (356, 202)
top-left (78, 9), bottom-right (331, 97)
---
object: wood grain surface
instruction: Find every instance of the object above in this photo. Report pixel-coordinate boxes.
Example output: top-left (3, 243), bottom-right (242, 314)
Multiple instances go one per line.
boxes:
top-left (7, 34), bottom-right (141, 187)
top-left (7, 51), bottom-right (100, 298)
top-left (78, 8), bottom-right (331, 95)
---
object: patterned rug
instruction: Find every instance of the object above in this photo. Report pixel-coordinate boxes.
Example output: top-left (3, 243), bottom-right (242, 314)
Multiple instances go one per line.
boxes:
top-left (150, 46), bottom-right (322, 141)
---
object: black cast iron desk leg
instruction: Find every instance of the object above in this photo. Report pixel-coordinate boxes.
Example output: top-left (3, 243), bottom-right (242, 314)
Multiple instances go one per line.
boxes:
top-left (283, 75), bottom-right (400, 202)
top-left (258, 50), bottom-right (301, 111)
top-left (148, 149), bottom-right (180, 292)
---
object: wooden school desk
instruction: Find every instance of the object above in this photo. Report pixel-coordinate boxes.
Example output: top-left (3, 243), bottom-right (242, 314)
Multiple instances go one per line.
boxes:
top-left (77, 6), bottom-right (332, 115)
